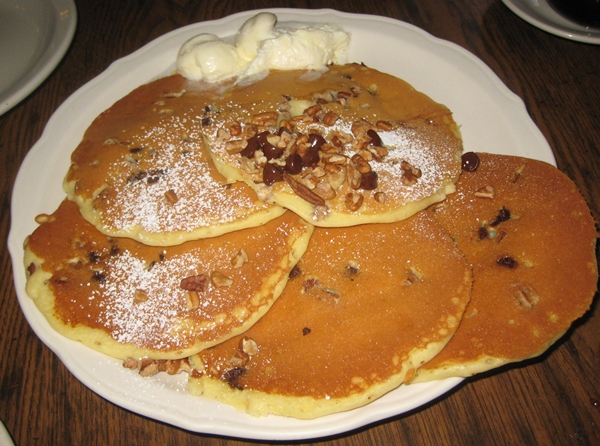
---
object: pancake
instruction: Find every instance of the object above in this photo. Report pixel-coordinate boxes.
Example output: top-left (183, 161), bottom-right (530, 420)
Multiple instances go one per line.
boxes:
top-left (23, 199), bottom-right (313, 360)
top-left (202, 63), bottom-right (463, 227)
top-left (187, 212), bottom-right (472, 418)
top-left (64, 74), bottom-right (285, 246)
top-left (412, 152), bottom-right (598, 382)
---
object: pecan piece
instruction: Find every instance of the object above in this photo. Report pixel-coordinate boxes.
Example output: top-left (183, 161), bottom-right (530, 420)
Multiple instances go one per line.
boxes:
top-left (283, 173), bottom-right (326, 206)
top-left (475, 185), bottom-right (495, 199)
top-left (345, 192), bottom-right (364, 211)
top-left (180, 274), bottom-right (208, 292)
top-left (185, 291), bottom-right (200, 310)
top-left (231, 248), bottom-right (249, 268)
top-left (240, 336), bottom-right (259, 356)
top-left (211, 271), bottom-right (233, 287)
top-left (512, 283), bottom-right (539, 309)
top-left (401, 160), bottom-right (422, 186)
top-left (248, 111), bottom-right (279, 127)
top-left (133, 289), bottom-right (148, 304)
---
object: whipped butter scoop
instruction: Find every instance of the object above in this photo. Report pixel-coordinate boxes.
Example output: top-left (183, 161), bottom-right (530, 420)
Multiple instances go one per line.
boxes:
top-left (176, 12), bottom-right (350, 83)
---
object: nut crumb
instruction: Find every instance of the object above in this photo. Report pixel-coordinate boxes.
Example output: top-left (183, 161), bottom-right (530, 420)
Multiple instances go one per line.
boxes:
top-left (231, 248), bottom-right (249, 268)
top-left (211, 271), bottom-right (233, 287)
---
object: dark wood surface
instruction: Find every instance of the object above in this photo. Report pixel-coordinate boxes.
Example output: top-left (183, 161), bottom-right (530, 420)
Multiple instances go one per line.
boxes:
top-left (1, 0), bottom-right (599, 444)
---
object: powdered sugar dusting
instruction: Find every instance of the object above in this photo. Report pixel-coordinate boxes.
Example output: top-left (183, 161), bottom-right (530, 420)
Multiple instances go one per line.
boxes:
top-left (102, 113), bottom-right (271, 234)
top-left (96, 250), bottom-right (210, 349)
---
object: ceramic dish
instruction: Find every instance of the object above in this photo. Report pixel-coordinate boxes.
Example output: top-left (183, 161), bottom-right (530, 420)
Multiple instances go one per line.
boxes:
top-left (0, 0), bottom-right (77, 115)
top-left (503, 0), bottom-right (600, 44)
top-left (9, 8), bottom-right (554, 441)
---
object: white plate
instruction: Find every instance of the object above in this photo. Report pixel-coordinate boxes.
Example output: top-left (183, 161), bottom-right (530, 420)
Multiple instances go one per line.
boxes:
top-left (503, 0), bottom-right (600, 44)
top-left (8, 8), bottom-right (555, 441)
top-left (0, 420), bottom-right (15, 446)
top-left (0, 0), bottom-right (77, 115)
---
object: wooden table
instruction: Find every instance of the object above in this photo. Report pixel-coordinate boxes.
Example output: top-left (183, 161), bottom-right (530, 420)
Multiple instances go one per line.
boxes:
top-left (1, 0), bottom-right (599, 444)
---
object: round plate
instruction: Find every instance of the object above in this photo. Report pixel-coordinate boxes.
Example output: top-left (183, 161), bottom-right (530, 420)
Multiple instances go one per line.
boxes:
top-left (0, 0), bottom-right (77, 115)
top-left (8, 8), bottom-right (554, 441)
top-left (503, 0), bottom-right (600, 44)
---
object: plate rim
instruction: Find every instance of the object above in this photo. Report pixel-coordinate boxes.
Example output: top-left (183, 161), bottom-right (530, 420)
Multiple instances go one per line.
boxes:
top-left (0, 0), bottom-right (77, 115)
top-left (8, 7), bottom-right (554, 441)
top-left (502, 0), bottom-right (600, 44)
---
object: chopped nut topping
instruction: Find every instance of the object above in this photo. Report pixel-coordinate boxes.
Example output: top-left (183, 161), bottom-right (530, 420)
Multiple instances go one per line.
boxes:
top-left (322, 111), bottom-right (339, 126)
top-left (345, 192), bottom-right (364, 211)
top-left (163, 89), bottom-right (186, 98)
top-left (180, 274), bottom-right (208, 292)
top-left (226, 139), bottom-right (248, 154)
top-left (400, 160), bottom-right (422, 186)
top-left (139, 358), bottom-right (160, 377)
top-left (185, 291), bottom-right (200, 310)
top-left (231, 248), bottom-right (249, 268)
top-left (229, 350), bottom-right (249, 368)
top-left (123, 357), bottom-right (139, 370)
top-left (512, 283), bottom-right (539, 309)
top-left (475, 185), bottom-right (495, 199)
top-left (133, 289), bottom-right (148, 304)
top-left (240, 336), bottom-right (259, 356)
top-left (283, 173), bottom-right (326, 206)
top-left (211, 271), bottom-right (233, 287)
top-left (228, 122), bottom-right (242, 137)
top-left (376, 120), bottom-right (393, 131)
top-left (511, 164), bottom-right (525, 183)
top-left (34, 213), bottom-right (56, 224)
top-left (248, 111), bottom-right (279, 126)
top-left (346, 163), bottom-right (362, 190)
top-left (216, 127), bottom-right (232, 142)
top-left (314, 181), bottom-right (336, 200)
top-left (374, 191), bottom-right (387, 204)
top-left (164, 189), bottom-right (178, 204)
top-left (404, 266), bottom-right (423, 286)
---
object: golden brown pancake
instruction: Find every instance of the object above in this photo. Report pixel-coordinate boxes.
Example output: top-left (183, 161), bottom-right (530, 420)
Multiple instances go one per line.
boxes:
top-left (24, 199), bottom-right (313, 360)
top-left (203, 63), bottom-right (463, 227)
top-left (64, 74), bottom-right (285, 246)
top-left (412, 152), bottom-right (598, 382)
top-left (187, 212), bottom-right (472, 418)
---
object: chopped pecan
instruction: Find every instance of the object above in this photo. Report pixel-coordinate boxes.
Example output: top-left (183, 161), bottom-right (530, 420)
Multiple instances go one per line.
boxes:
top-left (322, 111), bottom-right (339, 126)
top-left (231, 248), bottom-right (249, 268)
top-left (512, 283), bottom-right (539, 309)
top-left (164, 189), bottom-right (178, 204)
top-left (475, 185), bottom-right (495, 199)
top-left (139, 358), bottom-right (160, 377)
top-left (180, 274), bottom-right (208, 292)
top-left (240, 336), bottom-right (259, 356)
top-left (133, 289), bottom-right (148, 304)
top-left (401, 161), bottom-right (422, 186)
top-left (248, 111), bottom-right (279, 127)
top-left (283, 173), bottom-right (326, 206)
top-left (211, 271), bottom-right (233, 287)
top-left (123, 357), bottom-right (139, 370)
top-left (185, 291), bottom-right (200, 310)
top-left (345, 192), bottom-right (364, 211)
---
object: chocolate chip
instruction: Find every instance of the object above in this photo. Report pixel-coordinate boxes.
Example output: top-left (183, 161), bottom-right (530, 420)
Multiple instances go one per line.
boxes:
top-left (367, 129), bottom-right (382, 147)
top-left (263, 163), bottom-right (284, 186)
top-left (497, 256), bottom-right (518, 268)
top-left (360, 171), bottom-right (378, 190)
top-left (461, 152), bottom-right (480, 172)
top-left (240, 135), bottom-right (259, 158)
top-left (491, 206), bottom-right (511, 226)
top-left (285, 153), bottom-right (303, 174)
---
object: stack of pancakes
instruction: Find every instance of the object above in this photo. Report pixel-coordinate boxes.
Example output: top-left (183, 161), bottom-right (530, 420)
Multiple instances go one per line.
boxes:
top-left (23, 63), bottom-right (598, 419)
